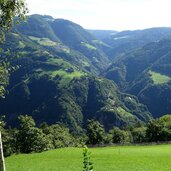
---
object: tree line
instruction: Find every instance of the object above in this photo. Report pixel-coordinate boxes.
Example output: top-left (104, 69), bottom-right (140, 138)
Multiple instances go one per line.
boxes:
top-left (1, 114), bottom-right (171, 157)
top-left (86, 115), bottom-right (171, 145)
top-left (0, 115), bottom-right (83, 157)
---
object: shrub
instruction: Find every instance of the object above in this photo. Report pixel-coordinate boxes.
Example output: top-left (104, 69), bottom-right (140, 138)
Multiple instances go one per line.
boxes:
top-left (83, 145), bottom-right (93, 171)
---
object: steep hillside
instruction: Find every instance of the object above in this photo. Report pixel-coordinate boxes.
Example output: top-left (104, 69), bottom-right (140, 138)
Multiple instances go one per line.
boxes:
top-left (5, 15), bottom-right (171, 131)
top-left (103, 38), bottom-right (171, 117)
top-left (13, 14), bottom-right (110, 73)
top-left (15, 15), bottom-right (60, 42)
top-left (0, 15), bottom-right (152, 132)
top-left (0, 73), bottom-right (151, 132)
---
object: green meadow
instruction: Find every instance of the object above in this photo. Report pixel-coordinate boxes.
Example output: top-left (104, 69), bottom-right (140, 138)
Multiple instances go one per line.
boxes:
top-left (29, 36), bottom-right (57, 46)
top-left (6, 144), bottom-right (171, 171)
top-left (149, 70), bottom-right (171, 84)
top-left (81, 42), bottom-right (97, 50)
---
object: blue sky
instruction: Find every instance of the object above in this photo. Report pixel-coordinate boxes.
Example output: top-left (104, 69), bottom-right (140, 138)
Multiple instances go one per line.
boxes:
top-left (26, 0), bottom-right (171, 31)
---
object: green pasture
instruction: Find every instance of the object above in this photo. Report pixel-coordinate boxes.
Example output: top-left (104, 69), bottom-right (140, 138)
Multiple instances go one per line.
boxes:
top-left (29, 36), bottom-right (57, 46)
top-left (149, 70), bottom-right (171, 84)
top-left (6, 144), bottom-right (171, 171)
top-left (81, 42), bottom-right (97, 50)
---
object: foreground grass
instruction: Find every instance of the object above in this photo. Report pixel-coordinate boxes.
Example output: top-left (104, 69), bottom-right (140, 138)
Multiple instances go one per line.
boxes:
top-left (6, 144), bottom-right (171, 171)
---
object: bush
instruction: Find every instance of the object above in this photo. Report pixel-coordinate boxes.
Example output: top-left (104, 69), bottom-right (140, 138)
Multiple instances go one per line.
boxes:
top-left (131, 127), bottom-right (146, 143)
top-left (146, 119), bottom-right (171, 142)
top-left (41, 123), bottom-right (76, 148)
top-left (83, 146), bottom-right (93, 171)
top-left (109, 127), bottom-right (132, 144)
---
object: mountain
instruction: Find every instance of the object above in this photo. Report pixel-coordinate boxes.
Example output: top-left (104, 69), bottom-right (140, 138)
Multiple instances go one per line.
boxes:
top-left (88, 30), bottom-right (118, 40)
top-left (4, 15), bottom-right (171, 132)
top-left (103, 38), bottom-right (171, 118)
top-left (0, 15), bottom-right (152, 133)
top-left (14, 14), bottom-right (110, 73)
top-left (100, 27), bottom-right (171, 60)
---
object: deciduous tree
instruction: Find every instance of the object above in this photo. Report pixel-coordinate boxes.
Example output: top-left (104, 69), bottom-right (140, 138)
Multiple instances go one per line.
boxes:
top-left (17, 115), bottom-right (50, 153)
top-left (0, 0), bottom-right (28, 97)
top-left (86, 119), bottom-right (106, 145)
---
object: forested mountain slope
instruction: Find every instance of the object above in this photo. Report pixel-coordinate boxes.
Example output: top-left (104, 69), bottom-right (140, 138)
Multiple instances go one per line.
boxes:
top-left (0, 15), bottom-right (152, 133)
top-left (2, 15), bottom-right (171, 132)
top-left (103, 38), bottom-right (171, 117)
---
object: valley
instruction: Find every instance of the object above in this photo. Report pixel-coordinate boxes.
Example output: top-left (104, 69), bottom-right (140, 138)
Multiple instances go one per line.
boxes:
top-left (0, 14), bottom-right (171, 139)
top-left (2, 14), bottom-right (167, 132)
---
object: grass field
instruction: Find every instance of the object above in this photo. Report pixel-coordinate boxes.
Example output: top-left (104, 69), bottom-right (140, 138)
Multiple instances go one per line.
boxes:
top-left (6, 144), bottom-right (171, 171)
top-left (149, 70), bottom-right (171, 84)
top-left (29, 36), bottom-right (57, 46)
top-left (81, 42), bottom-right (97, 50)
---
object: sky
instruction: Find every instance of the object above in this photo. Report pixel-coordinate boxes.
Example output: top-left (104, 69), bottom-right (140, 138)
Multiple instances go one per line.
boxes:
top-left (26, 0), bottom-right (171, 31)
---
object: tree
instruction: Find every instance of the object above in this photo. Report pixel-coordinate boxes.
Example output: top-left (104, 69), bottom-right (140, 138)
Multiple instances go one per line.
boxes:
top-left (17, 115), bottom-right (50, 153)
top-left (86, 119), bottom-right (106, 145)
top-left (0, 117), bottom-right (6, 171)
top-left (0, 1), bottom-right (27, 170)
top-left (0, 0), bottom-right (28, 35)
top-left (0, 67), bottom-right (8, 98)
top-left (146, 119), bottom-right (171, 142)
top-left (0, 0), bottom-right (28, 97)
top-left (159, 114), bottom-right (171, 128)
top-left (109, 127), bottom-right (132, 144)
top-left (2, 128), bottom-right (18, 156)
top-left (0, 132), bottom-right (5, 171)
top-left (131, 127), bottom-right (146, 143)
top-left (41, 123), bottom-right (75, 148)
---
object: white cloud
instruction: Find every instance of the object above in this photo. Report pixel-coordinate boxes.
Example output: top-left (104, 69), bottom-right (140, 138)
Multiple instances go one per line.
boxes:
top-left (25, 0), bottom-right (171, 30)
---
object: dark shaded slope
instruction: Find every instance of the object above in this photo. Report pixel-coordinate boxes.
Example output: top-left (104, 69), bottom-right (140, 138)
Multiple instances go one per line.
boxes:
top-left (0, 74), bottom-right (151, 132)
top-left (103, 39), bottom-right (171, 118)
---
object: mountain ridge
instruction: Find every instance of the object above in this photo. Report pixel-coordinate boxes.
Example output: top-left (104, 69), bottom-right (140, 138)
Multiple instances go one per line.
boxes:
top-left (2, 14), bottom-right (171, 132)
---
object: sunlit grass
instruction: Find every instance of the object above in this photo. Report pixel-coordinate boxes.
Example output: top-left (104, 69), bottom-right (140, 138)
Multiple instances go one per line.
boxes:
top-left (51, 70), bottom-right (86, 86)
top-left (149, 70), bottom-right (171, 84)
top-left (53, 70), bottom-right (83, 78)
top-left (18, 41), bottom-right (25, 49)
top-left (29, 36), bottom-right (57, 46)
top-left (92, 39), bottom-right (111, 47)
top-left (6, 144), bottom-right (171, 171)
top-left (116, 107), bottom-right (135, 119)
top-left (47, 58), bottom-right (73, 68)
top-left (39, 68), bottom-right (86, 87)
top-left (81, 42), bottom-right (97, 50)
